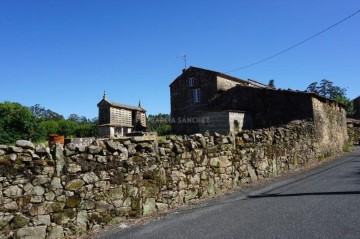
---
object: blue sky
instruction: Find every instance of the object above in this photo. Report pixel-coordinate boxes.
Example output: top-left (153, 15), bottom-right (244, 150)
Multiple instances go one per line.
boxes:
top-left (1, 0), bottom-right (359, 119)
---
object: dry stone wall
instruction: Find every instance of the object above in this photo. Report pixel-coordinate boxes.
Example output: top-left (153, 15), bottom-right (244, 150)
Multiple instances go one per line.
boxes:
top-left (311, 97), bottom-right (348, 155)
top-left (0, 120), bottom-right (346, 238)
top-left (348, 126), bottom-right (360, 145)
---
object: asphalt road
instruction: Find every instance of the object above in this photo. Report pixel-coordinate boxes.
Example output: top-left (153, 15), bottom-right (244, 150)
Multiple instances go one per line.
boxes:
top-left (95, 146), bottom-right (360, 239)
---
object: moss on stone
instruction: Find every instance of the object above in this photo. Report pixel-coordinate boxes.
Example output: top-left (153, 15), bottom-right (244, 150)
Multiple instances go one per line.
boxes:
top-left (0, 215), bottom-right (13, 229)
top-left (89, 212), bottom-right (112, 224)
top-left (106, 188), bottom-right (123, 200)
top-left (132, 156), bottom-right (144, 163)
top-left (65, 196), bottom-right (82, 208)
top-left (50, 202), bottom-right (65, 212)
top-left (10, 215), bottom-right (29, 230)
top-left (64, 208), bottom-right (77, 219)
top-left (0, 155), bottom-right (10, 165)
top-left (51, 213), bottom-right (64, 225)
top-left (137, 180), bottom-right (160, 198)
top-left (206, 146), bottom-right (218, 153)
top-left (65, 179), bottom-right (85, 191)
top-left (130, 197), bottom-right (142, 217)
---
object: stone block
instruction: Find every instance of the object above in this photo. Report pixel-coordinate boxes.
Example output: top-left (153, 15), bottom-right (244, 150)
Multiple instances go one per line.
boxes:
top-left (65, 179), bottom-right (85, 191)
top-left (143, 198), bottom-right (156, 216)
top-left (48, 225), bottom-right (64, 239)
top-left (83, 172), bottom-right (100, 184)
top-left (15, 140), bottom-right (35, 150)
top-left (0, 215), bottom-right (14, 229)
top-left (15, 226), bottom-right (47, 239)
top-left (4, 185), bottom-right (22, 198)
top-left (33, 215), bottom-right (51, 226)
top-left (88, 145), bottom-right (102, 154)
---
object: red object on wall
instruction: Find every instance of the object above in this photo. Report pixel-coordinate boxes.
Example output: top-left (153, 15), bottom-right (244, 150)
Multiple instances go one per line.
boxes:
top-left (49, 134), bottom-right (65, 145)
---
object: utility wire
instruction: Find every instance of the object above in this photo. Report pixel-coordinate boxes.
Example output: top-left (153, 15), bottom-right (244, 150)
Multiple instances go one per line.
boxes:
top-left (226, 9), bottom-right (360, 73)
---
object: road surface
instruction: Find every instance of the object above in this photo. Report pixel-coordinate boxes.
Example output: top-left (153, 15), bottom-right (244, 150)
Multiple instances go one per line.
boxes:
top-left (96, 146), bottom-right (360, 239)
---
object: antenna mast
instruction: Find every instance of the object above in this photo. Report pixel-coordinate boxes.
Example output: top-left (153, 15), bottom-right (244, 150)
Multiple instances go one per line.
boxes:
top-left (176, 54), bottom-right (187, 70)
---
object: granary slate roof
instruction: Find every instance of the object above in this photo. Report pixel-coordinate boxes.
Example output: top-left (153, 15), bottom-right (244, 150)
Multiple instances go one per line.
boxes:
top-left (97, 98), bottom-right (146, 112)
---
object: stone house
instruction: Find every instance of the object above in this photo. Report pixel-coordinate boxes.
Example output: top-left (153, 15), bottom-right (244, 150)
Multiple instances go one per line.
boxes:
top-left (170, 66), bottom-right (347, 140)
top-left (97, 93), bottom-right (146, 138)
top-left (208, 85), bottom-right (348, 150)
top-left (170, 66), bottom-right (269, 134)
top-left (353, 96), bottom-right (360, 119)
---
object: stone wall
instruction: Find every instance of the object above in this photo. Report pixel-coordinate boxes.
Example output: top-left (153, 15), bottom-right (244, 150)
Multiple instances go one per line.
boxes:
top-left (312, 97), bottom-right (348, 155)
top-left (348, 126), bottom-right (360, 145)
top-left (207, 86), bottom-right (348, 155)
top-left (0, 120), bottom-right (346, 238)
top-left (209, 86), bottom-right (316, 129)
top-left (198, 111), bottom-right (251, 134)
top-left (216, 76), bottom-right (241, 92)
top-left (199, 111), bottom-right (229, 134)
top-left (353, 96), bottom-right (360, 120)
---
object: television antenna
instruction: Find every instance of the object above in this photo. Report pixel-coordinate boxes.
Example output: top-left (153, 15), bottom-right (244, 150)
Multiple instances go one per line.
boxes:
top-left (176, 54), bottom-right (187, 69)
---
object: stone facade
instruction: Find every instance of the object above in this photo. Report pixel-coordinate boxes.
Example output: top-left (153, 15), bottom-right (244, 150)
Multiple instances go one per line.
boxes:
top-left (0, 119), bottom-right (349, 238)
top-left (97, 94), bottom-right (146, 138)
top-left (208, 86), bottom-right (348, 151)
top-left (347, 118), bottom-right (360, 145)
top-left (197, 111), bottom-right (252, 134)
top-left (348, 127), bottom-right (360, 145)
top-left (170, 66), bottom-right (268, 134)
top-left (311, 97), bottom-right (348, 155)
top-left (353, 96), bottom-right (360, 119)
top-left (209, 86), bottom-right (315, 128)
top-left (170, 67), bottom-right (347, 138)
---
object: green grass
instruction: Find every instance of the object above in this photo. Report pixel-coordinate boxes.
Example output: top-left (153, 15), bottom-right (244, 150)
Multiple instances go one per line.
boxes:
top-left (343, 142), bottom-right (353, 153)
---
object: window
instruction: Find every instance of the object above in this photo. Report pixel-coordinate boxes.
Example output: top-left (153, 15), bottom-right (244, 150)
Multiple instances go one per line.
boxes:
top-left (193, 88), bottom-right (201, 103)
top-left (189, 77), bottom-right (195, 87)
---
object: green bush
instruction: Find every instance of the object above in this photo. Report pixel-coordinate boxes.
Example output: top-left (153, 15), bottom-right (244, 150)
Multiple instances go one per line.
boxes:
top-left (157, 125), bottom-right (172, 136)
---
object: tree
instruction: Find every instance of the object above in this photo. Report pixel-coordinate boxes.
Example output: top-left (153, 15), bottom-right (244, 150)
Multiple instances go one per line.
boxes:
top-left (268, 79), bottom-right (276, 88)
top-left (0, 102), bottom-right (37, 144)
top-left (30, 104), bottom-right (64, 120)
top-left (57, 119), bottom-right (77, 137)
top-left (38, 120), bottom-right (59, 139)
top-left (157, 125), bottom-right (172, 136)
top-left (0, 101), bottom-right (100, 143)
top-left (306, 82), bottom-right (318, 93)
top-left (305, 79), bottom-right (354, 116)
top-left (335, 96), bottom-right (355, 116)
top-left (147, 113), bottom-right (172, 135)
top-left (68, 114), bottom-right (90, 124)
top-left (74, 123), bottom-right (98, 137)
top-left (68, 113), bottom-right (81, 123)
top-left (306, 79), bottom-right (346, 100)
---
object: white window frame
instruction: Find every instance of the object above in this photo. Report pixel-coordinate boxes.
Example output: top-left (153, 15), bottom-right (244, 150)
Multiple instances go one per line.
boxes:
top-left (189, 77), bottom-right (195, 87)
top-left (193, 88), bottom-right (201, 103)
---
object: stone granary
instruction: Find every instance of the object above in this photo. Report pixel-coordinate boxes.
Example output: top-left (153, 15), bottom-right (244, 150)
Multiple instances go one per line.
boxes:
top-left (97, 93), bottom-right (146, 138)
top-left (170, 66), bottom-right (347, 139)
top-left (170, 66), bottom-right (269, 135)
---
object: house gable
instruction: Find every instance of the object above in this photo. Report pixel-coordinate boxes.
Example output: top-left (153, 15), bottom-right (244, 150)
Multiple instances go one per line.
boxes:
top-left (97, 99), bottom-right (112, 108)
top-left (170, 66), bottom-right (270, 134)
